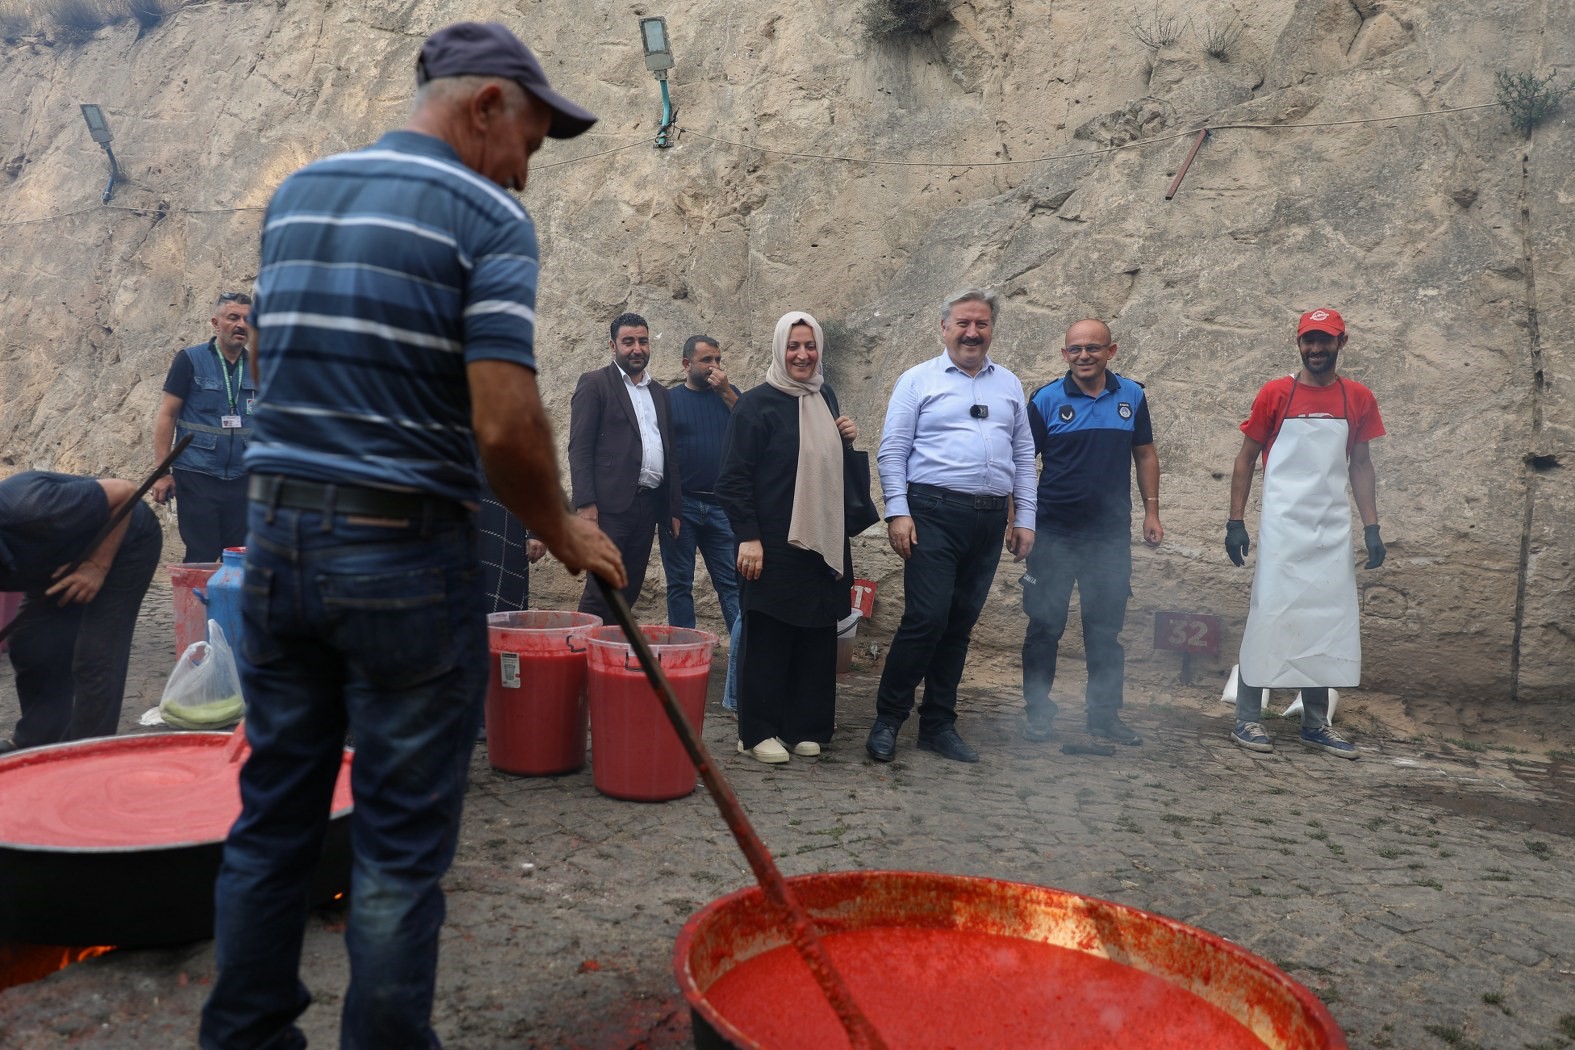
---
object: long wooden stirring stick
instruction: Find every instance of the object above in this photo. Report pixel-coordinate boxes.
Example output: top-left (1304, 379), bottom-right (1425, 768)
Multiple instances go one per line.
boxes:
top-left (592, 576), bottom-right (888, 1050)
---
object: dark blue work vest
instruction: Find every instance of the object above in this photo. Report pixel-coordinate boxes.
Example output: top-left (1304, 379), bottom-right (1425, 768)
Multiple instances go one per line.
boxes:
top-left (174, 340), bottom-right (256, 480)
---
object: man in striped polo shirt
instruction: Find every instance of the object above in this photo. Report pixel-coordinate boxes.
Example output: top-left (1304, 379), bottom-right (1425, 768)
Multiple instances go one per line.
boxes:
top-left (201, 23), bottom-right (624, 1049)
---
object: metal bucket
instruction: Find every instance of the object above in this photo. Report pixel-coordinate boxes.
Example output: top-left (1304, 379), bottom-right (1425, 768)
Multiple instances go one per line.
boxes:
top-left (674, 870), bottom-right (1346, 1049)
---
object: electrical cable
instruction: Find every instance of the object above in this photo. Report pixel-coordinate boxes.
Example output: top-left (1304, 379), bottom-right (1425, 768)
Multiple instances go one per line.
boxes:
top-left (0, 101), bottom-right (1509, 228)
top-left (676, 100), bottom-right (1502, 170)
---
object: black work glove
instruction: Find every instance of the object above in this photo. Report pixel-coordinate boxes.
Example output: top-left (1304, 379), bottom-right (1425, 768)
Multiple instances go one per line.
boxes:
top-left (1225, 519), bottom-right (1251, 566)
top-left (1363, 524), bottom-right (1386, 569)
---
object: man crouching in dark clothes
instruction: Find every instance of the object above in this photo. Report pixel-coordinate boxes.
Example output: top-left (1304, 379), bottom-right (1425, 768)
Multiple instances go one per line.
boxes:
top-left (0, 470), bottom-right (162, 753)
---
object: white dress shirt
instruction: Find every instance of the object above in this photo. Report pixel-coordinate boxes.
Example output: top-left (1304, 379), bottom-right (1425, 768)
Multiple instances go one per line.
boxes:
top-left (618, 364), bottom-right (665, 490)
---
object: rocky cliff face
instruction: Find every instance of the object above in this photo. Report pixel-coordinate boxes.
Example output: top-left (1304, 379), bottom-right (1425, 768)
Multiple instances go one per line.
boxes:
top-left (1, 0), bottom-right (1568, 727)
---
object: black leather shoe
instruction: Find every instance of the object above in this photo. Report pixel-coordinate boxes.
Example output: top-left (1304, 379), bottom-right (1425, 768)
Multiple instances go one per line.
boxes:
top-left (1023, 714), bottom-right (1056, 743)
top-left (917, 728), bottom-right (980, 763)
top-left (865, 721), bottom-right (898, 762)
top-left (1089, 715), bottom-right (1143, 746)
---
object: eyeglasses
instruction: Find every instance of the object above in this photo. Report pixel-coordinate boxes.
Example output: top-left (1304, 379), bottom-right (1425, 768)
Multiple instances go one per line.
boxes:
top-left (218, 292), bottom-right (253, 305)
top-left (1064, 343), bottom-right (1109, 355)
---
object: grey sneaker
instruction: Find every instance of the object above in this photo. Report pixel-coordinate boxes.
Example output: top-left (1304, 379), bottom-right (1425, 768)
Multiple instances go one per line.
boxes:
top-left (1231, 721), bottom-right (1273, 753)
top-left (1300, 725), bottom-right (1358, 760)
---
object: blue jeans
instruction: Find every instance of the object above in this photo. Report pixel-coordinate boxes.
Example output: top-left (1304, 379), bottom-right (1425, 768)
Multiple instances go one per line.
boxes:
top-left (722, 614), bottom-right (742, 712)
top-left (1021, 530), bottom-right (1131, 724)
top-left (201, 504), bottom-right (486, 1050)
top-left (1236, 683), bottom-right (1330, 730)
top-left (657, 496), bottom-right (741, 631)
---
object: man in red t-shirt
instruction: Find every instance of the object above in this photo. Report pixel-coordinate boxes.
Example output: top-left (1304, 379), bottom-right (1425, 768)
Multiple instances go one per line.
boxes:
top-left (1225, 308), bottom-right (1386, 760)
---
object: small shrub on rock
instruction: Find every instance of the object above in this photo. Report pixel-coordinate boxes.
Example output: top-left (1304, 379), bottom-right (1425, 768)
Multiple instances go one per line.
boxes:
top-left (1198, 14), bottom-right (1244, 60)
top-left (1495, 69), bottom-right (1571, 136)
top-left (47, 0), bottom-right (127, 38)
top-left (862, 0), bottom-right (951, 38)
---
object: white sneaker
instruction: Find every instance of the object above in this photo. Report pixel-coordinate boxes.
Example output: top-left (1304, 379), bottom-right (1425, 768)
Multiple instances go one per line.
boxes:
top-left (791, 741), bottom-right (822, 757)
top-left (737, 738), bottom-right (790, 764)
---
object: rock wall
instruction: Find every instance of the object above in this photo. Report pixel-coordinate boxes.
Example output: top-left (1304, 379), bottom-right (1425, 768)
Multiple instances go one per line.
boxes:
top-left (0, 0), bottom-right (1569, 726)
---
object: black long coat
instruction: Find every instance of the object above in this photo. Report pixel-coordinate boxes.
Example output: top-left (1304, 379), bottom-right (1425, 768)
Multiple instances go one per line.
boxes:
top-left (716, 383), bottom-right (853, 629)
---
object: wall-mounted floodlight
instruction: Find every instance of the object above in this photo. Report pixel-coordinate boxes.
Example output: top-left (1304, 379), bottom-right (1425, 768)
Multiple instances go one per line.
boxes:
top-left (638, 16), bottom-right (677, 149)
top-left (79, 104), bottom-right (125, 204)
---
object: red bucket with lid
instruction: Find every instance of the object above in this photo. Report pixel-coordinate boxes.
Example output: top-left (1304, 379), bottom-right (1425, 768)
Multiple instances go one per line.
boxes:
top-left (485, 610), bottom-right (601, 776)
top-left (586, 625), bottom-right (717, 802)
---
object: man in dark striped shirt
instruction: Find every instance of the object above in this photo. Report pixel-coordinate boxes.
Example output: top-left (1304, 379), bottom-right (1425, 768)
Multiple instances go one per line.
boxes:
top-left (201, 23), bottom-right (624, 1050)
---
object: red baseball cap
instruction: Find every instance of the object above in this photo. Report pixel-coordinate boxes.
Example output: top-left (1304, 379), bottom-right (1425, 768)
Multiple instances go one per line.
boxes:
top-left (1297, 308), bottom-right (1345, 337)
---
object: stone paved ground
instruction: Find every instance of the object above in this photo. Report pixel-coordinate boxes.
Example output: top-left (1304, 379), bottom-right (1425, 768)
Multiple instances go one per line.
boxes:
top-left (3, 581), bottom-right (1574, 1049)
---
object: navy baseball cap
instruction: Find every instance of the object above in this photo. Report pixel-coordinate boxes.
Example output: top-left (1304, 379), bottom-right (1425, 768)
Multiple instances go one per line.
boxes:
top-left (416, 22), bottom-right (598, 139)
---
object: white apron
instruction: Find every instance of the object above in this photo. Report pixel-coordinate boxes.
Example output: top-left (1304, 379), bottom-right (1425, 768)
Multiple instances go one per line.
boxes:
top-left (1239, 385), bottom-right (1361, 688)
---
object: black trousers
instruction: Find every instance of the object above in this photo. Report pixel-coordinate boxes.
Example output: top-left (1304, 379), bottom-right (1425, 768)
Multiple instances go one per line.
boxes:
top-left (1021, 530), bottom-right (1132, 724)
top-left (874, 491), bottom-right (1006, 737)
top-left (173, 468), bottom-right (249, 563)
top-left (738, 610), bottom-right (836, 749)
top-left (578, 488), bottom-right (660, 622)
top-left (7, 504), bottom-right (163, 747)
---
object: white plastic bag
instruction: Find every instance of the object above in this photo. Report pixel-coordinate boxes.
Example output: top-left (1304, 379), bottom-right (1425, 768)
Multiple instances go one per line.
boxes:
top-left (1224, 663), bottom-right (1338, 723)
top-left (159, 619), bottom-right (245, 729)
top-left (1282, 689), bottom-right (1338, 723)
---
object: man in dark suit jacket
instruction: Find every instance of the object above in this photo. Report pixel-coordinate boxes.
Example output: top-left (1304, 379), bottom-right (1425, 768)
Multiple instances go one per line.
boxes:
top-left (569, 312), bottom-right (683, 620)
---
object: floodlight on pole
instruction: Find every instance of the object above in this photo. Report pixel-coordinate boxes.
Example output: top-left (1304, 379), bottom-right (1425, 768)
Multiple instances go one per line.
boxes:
top-left (638, 16), bottom-right (677, 149)
top-left (79, 104), bottom-right (125, 204)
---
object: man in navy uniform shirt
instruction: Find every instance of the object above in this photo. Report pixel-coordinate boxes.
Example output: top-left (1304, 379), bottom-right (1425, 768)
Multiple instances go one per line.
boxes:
top-left (1021, 318), bottom-right (1163, 747)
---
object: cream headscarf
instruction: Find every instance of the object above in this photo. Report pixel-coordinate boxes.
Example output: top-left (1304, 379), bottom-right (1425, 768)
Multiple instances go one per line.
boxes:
top-left (766, 312), bottom-right (845, 578)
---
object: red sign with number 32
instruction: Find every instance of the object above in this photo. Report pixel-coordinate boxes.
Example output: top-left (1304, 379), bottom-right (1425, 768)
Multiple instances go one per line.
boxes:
top-left (1153, 611), bottom-right (1221, 655)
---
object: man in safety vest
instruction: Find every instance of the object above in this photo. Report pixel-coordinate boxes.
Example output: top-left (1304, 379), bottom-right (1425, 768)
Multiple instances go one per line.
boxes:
top-left (1226, 307), bottom-right (1386, 759)
top-left (151, 292), bottom-right (258, 562)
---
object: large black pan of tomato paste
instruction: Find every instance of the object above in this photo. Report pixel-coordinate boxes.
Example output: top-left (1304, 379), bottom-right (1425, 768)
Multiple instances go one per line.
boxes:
top-left (0, 732), bottom-right (352, 946)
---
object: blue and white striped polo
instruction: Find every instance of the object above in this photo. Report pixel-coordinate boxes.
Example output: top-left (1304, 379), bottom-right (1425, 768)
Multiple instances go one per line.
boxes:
top-left (244, 131), bottom-right (540, 503)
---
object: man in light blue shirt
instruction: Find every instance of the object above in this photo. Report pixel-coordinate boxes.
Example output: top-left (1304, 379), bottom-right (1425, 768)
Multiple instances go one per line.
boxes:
top-left (866, 288), bottom-right (1037, 764)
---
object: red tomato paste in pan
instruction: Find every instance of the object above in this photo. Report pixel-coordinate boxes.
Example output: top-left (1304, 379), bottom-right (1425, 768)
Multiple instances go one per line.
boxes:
top-left (0, 736), bottom-right (352, 849)
top-left (705, 926), bottom-right (1265, 1049)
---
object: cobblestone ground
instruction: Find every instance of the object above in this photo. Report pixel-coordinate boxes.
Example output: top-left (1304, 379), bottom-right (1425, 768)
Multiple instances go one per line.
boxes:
top-left (2, 581), bottom-right (1573, 1049)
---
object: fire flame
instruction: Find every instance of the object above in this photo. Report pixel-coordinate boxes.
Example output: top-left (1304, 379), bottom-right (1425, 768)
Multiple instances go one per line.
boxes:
top-left (0, 943), bottom-right (117, 992)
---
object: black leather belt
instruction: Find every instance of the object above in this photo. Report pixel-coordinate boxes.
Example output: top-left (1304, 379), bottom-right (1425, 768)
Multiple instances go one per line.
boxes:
top-left (908, 482), bottom-right (1008, 511)
top-left (249, 475), bottom-right (468, 520)
top-left (687, 490), bottom-right (717, 502)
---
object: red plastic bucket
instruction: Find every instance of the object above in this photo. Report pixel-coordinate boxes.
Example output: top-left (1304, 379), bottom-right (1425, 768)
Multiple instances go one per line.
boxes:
top-left (485, 611), bottom-right (602, 776)
top-left (675, 870), bottom-right (1347, 1049)
top-left (167, 562), bottom-right (220, 656)
top-left (586, 625), bottom-right (717, 802)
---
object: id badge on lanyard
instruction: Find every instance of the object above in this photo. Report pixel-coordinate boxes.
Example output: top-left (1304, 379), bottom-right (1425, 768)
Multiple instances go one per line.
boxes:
top-left (215, 344), bottom-right (244, 429)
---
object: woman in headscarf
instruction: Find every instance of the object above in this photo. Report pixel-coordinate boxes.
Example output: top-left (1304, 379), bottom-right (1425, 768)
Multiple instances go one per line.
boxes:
top-left (716, 311), bottom-right (859, 763)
